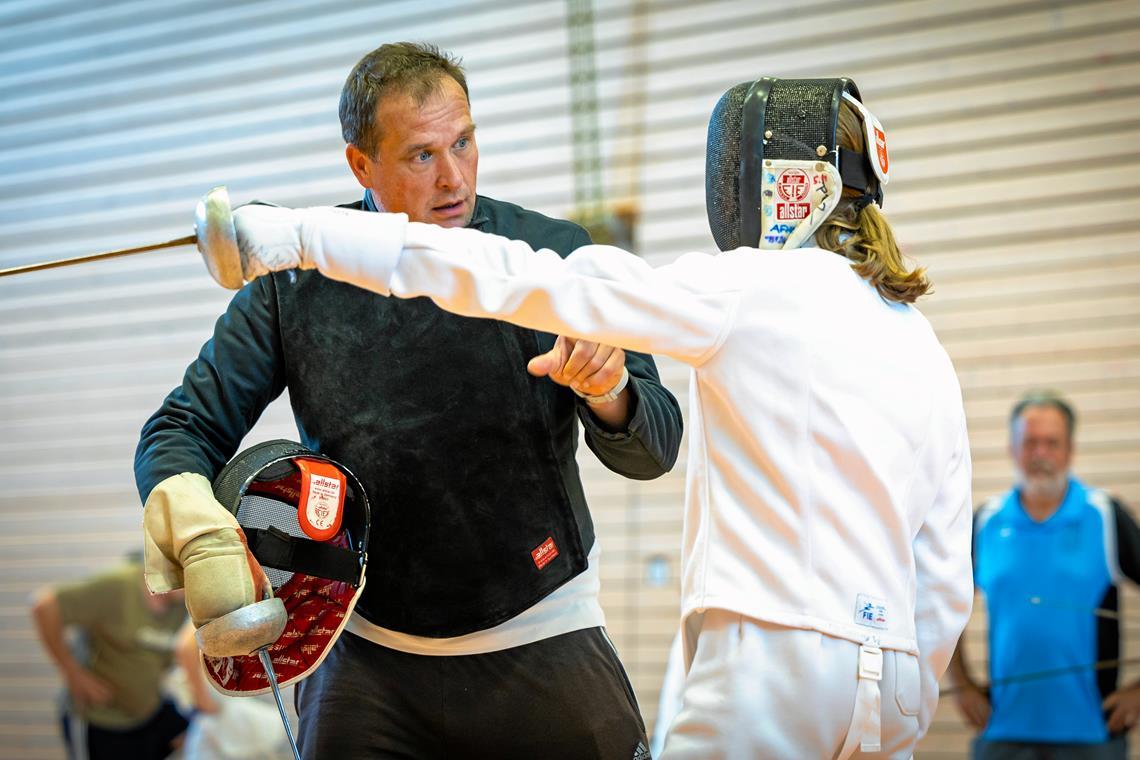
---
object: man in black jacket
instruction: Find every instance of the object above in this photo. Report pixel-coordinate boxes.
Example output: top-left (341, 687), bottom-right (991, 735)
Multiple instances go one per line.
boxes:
top-left (136, 42), bottom-right (682, 759)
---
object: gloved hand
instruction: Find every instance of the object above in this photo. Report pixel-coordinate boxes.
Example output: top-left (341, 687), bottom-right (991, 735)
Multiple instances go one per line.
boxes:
top-left (232, 204), bottom-right (310, 281)
top-left (143, 473), bottom-right (269, 629)
top-left (231, 204), bottom-right (408, 291)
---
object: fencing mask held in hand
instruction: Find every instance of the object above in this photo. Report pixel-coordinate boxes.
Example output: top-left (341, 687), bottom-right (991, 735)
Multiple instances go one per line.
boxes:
top-left (203, 440), bottom-right (370, 696)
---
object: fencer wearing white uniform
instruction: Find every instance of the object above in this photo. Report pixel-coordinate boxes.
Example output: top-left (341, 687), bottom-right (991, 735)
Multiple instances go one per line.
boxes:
top-left (231, 76), bottom-right (974, 758)
top-left (233, 206), bottom-right (973, 758)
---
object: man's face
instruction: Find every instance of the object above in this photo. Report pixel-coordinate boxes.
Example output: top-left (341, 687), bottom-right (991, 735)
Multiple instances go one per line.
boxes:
top-left (1011, 405), bottom-right (1073, 501)
top-left (346, 76), bottom-right (478, 227)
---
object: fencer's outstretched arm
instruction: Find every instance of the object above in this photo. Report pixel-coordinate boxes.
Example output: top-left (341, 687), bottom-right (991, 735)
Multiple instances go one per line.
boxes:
top-left (235, 206), bottom-right (740, 367)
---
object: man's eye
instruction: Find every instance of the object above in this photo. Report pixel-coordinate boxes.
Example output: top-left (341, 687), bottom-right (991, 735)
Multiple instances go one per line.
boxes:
top-left (455, 137), bottom-right (469, 150)
top-left (415, 151), bottom-right (432, 162)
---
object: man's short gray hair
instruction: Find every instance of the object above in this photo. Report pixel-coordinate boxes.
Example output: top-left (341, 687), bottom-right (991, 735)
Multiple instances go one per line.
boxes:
top-left (1010, 389), bottom-right (1076, 441)
top-left (339, 42), bottom-right (468, 157)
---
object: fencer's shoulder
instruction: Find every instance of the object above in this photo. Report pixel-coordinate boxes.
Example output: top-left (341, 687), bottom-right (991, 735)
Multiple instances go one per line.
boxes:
top-left (733, 246), bottom-right (849, 275)
top-left (472, 195), bottom-right (589, 257)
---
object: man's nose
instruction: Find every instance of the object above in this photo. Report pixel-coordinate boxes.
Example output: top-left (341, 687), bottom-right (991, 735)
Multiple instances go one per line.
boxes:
top-left (436, 153), bottom-right (462, 190)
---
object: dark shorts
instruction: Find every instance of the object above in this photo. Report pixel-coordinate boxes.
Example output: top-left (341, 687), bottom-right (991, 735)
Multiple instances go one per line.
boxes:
top-left (295, 627), bottom-right (649, 760)
top-left (61, 699), bottom-right (188, 760)
top-left (973, 736), bottom-right (1128, 760)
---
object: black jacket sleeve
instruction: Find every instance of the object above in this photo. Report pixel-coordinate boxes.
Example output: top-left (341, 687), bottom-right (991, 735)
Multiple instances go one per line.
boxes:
top-left (134, 276), bottom-right (287, 502)
top-left (1113, 497), bottom-right (1140, 585)
top-left (565, 226), bottom-right (684, 480)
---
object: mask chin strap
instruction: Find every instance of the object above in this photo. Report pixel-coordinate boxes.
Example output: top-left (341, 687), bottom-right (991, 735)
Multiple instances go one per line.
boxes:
top-left (838, 148), bottom-right (882, 207)
top-left (758, 159), bottom-right (843, 250)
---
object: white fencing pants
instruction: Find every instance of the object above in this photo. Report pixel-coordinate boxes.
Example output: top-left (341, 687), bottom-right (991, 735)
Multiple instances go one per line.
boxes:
top-left (660, 610), bottom-right (923, 760)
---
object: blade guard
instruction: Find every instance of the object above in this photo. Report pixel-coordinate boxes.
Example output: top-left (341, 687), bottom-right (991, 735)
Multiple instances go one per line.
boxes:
top-left (195, 185), bottom-right (244, 289)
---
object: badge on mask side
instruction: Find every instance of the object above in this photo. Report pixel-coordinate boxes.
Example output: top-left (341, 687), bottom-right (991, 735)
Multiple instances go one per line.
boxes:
top-left (841, 92), bottom-right (890, 184)
top-left (759, 159), bottom-right (843, 250)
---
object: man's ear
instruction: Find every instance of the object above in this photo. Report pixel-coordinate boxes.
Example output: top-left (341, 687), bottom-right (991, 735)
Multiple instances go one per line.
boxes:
top-left (345, 143), bottom-right (374, 189)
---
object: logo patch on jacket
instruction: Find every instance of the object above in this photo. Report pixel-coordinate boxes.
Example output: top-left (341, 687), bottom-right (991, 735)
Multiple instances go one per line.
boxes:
top-left (855, 594), bottom-right (889, 629)
top-left (531, 537), bottom-right (559, 570)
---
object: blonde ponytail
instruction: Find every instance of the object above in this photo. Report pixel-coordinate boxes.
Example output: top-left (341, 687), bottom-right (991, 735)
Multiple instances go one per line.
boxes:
top-left (816, 102), bottom-right (931, 304)
top-left (816, 199), bottom-right (931, 304)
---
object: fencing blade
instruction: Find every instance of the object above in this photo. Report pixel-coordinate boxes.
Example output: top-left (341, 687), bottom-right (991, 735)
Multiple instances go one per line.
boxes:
top-left (0, 235), bottom-right (197, 277)
top-left (259, 648), bottom-right (302, 760)
top-left (0, 185), bottom-right (243, 289)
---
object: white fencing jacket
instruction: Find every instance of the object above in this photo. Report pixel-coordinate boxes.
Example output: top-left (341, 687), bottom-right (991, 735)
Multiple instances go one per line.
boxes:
top-left (301, 211), bottom-right (975, 723)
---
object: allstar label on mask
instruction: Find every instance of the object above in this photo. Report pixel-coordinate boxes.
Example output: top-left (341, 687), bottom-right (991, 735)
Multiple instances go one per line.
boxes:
top-left (775, 168), bottom-right (811, 222)
top-left (776, 202), bottom-right (811, 221)
top-left (760, 159), bottom-right (842, 249)
top-left (205, 655), bottom-right (235, 686)
top-left (295, 458), bottom-right (345, 542)
top-left (532, 536), bottom-right (559, 570)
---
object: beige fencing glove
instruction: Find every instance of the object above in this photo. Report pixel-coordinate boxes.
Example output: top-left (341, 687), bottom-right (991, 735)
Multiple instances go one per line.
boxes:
top-left (143, 473), bottom-right (277, 649)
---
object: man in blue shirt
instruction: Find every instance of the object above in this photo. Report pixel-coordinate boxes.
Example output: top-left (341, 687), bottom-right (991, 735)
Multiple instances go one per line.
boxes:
top-left (950, 391), bottom-right (1140, 759)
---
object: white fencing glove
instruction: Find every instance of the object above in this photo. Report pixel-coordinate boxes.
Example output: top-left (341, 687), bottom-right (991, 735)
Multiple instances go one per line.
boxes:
top-left (232, 204), bottom-right (407, 293)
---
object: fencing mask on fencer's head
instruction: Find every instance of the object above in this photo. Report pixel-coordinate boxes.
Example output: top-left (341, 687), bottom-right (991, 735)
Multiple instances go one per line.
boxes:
top-left (706, 77), bottom-right (890, 252)
top-left (204, 440), bottom-right (370, 696)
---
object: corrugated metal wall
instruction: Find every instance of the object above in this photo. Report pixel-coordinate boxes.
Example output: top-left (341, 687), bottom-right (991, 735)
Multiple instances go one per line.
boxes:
top-left (2, 1), bottom-right (1138, 757)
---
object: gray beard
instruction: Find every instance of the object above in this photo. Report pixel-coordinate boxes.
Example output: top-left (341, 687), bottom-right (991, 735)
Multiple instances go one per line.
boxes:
top-left (1016, 468), bottom-right (1069, 502)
